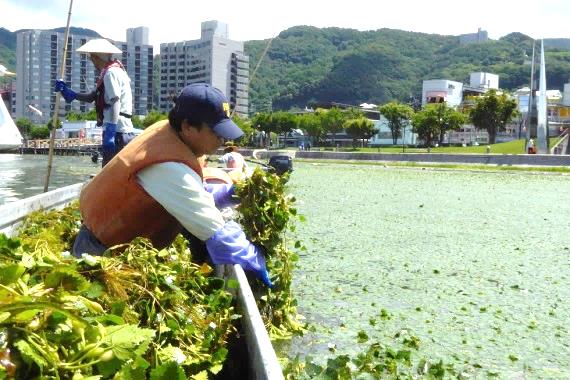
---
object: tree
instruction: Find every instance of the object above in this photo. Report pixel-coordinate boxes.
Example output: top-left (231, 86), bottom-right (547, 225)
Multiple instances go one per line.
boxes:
top-left (430, 103), bottom-right (467, 144)
top-left (142, 110), bottom-right (167, 128)
top-left (344, 117), bottom-right (377, 148)
top-left (15, 117), bottom-right (35, 139)
top-left (29, 126), bottom-right (50, 139)
top-left (65, 111), bottom-right (87, 121)
top-left (232, 115), bottom-right (255, 146)
top-left (251, 112), bottom-right (274, 147)
top-left (411, 106), bottom-right (440, 147)
top-left (298, 113), bottom-right (324, 146)
top-left (469, 89), bottom-right (518, 144)
top-left (272, 111), bottom-right (298, 137)
top-left (319, 107), bottom-right (345, 146)
top-left (379, 102), bottom-right (414, 145)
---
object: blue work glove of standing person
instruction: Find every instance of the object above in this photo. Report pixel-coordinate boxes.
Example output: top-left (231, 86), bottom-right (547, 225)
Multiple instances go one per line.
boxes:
top-left (102, 122), bottom-right (117, 152)
top-left (204, 183), bottom-right (239, 209)
top-left (54, 79), bottom-right (77, 103)
top-left (206, 221), bottom-right (273, 288)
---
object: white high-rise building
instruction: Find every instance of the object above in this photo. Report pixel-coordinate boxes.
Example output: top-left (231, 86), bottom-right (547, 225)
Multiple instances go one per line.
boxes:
top-left (15, 27), bottom-right (153, 124)
top-left (125, 27), bottom-right (153, 116)
top-left (159, 21), bottom-right (249, 118)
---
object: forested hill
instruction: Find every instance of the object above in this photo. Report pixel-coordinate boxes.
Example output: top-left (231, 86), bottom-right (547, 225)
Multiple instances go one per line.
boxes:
top-left (245, 26), bottom-right (570, 112)
top-left (2, 25), bottom-right (570, 111)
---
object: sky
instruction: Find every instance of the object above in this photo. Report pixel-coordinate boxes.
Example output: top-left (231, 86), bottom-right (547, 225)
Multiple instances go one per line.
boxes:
top-left (1, 0), bottom-right (570, 52)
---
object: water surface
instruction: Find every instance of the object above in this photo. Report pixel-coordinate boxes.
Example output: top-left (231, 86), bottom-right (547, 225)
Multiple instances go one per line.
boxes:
top-left (285, 162), bottom-right (570, 378)
top-left (0, 154), bottom-right (99, 205)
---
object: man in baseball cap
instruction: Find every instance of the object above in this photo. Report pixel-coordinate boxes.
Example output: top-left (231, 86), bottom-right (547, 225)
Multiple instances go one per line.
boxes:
top-left (73, 83), bottom-right (272, 288)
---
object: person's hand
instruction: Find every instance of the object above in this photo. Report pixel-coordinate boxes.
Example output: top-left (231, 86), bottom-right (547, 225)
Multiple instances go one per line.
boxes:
top-left (102, 122), bottom-right (117, 153)
top-left (204, 183), bottom-right (239, 209)
top-left (54, 79), bottom-right (77, 103)
top-left (206, 221), bottom-right (273, 288)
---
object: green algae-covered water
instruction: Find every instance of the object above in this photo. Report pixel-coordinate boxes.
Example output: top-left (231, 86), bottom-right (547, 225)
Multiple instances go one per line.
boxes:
top-left (285, 162), bottom-right (570, 378)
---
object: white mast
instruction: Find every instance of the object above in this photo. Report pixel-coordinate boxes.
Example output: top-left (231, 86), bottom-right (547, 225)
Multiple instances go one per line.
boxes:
top-left (536, 39), bottom-right (548, 154)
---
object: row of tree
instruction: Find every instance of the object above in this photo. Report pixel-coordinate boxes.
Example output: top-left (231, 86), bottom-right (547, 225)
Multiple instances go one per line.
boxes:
top-left (246, 89), bottom-right (518, 147)
top-left (15, 89), bottom-right (518, 147)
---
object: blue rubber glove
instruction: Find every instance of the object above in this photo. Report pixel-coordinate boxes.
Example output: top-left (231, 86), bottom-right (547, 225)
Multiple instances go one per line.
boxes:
top-left (204, 183), bottom-right (239, 209)
top-left (54, 79), bottom-right (77, 103)
top-left (102, 122), bottom-right (117, 152)
top-left (206, 221), bottom-right (273, 288)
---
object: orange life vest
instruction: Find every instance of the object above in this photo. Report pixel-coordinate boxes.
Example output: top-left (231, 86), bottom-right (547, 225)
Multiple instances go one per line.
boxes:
top-left (80, 120), bottom-right (203, 249)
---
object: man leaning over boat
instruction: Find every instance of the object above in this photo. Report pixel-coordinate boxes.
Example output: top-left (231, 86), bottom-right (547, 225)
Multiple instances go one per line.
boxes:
top-left (72, 83), bottom-right (273, 288)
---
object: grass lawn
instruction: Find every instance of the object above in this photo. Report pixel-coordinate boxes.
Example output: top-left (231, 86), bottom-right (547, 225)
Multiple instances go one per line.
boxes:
top-left (307, 138), bottom-right (561, 155)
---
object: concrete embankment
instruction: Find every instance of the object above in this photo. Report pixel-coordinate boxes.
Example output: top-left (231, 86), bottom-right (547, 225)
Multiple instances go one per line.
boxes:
top-left (240, 149), bottom-right (570, 167)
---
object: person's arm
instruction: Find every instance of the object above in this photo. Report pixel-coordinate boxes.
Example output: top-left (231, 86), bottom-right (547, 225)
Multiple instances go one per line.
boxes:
top-left (137, 162), bottom-right (224, 240)
top-left (75, 91), bottom-right (97, 103)
top-left (137, 162), bottom-right (272, 287)
top-left (54, 79), bottom-right (96, 103)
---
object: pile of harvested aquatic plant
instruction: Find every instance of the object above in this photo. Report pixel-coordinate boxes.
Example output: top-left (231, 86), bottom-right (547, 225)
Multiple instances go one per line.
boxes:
top-left (0, 207), bottom-right (236, 379)
top-left (235, 167), bottom-right (306, 338)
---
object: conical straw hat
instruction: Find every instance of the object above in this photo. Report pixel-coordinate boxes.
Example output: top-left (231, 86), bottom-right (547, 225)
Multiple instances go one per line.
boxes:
top-left (77, 39), bottom-right (122, 54)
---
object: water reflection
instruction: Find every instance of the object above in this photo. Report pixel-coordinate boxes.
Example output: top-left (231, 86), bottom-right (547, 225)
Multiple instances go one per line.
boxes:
top-left (0, 153), bottom-right (100, 206)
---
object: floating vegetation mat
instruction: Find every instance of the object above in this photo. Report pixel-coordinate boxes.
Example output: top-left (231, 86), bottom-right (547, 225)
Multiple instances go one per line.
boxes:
top-left (281, 162), bottom-right (570, 379)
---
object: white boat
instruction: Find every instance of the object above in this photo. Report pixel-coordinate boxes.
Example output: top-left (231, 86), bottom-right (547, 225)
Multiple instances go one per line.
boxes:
top-left (0, 91), bottom-right (23, 152)
top-left (0, 183), bottom-right (284, 380)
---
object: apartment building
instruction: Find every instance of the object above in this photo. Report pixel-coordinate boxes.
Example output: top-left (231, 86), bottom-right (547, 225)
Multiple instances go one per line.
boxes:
top-left (15, 27), bottom-right (152, 124)
top-left (158, 20), bottom-right (249, 118)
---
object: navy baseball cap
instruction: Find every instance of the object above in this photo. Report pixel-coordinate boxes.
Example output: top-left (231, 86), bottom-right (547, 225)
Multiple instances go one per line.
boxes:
top-left (173, 83), bottom-right (243, 140)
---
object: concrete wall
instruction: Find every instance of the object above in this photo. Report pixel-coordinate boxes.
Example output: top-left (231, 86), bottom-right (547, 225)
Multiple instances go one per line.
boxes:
top-left (244, 149), bottom-right (570, 167)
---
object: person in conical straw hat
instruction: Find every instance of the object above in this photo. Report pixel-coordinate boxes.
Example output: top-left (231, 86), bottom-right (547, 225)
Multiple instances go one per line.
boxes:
top-left (54, 38), bottom-right (135, 166)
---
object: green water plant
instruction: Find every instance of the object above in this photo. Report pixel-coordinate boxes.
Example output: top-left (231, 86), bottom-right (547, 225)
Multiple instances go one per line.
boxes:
top-left (283, 333), bottom-right (457, 379)
top-left (0, 218), bottom-right (236, 378)
top-left (235, 167), bottom-right (306, 338)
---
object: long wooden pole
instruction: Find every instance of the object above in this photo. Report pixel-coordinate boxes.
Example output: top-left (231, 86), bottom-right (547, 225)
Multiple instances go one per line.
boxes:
top-left (44, 0), bottom-right (74, 192)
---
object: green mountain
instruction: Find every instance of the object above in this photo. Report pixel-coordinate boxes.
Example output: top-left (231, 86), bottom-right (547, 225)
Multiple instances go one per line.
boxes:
top-left (0, 27), bottom-right (16, 82)
top-left (245, 27), bottom-right (570, 112)
top-left (2, 25), bottom-right (570, 111)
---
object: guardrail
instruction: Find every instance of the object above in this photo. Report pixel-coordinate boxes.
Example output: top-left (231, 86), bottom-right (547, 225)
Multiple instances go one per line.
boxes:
top-left (23, 138), bottom-right (101, 149)
top-left (0, 185), bottom-right (284, 379)
top-left (550, 129), bottom-right (569, 155)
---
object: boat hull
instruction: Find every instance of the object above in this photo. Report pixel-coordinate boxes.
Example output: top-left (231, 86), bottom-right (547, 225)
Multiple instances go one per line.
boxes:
top-left (0, 143), bottom-right (21, 152)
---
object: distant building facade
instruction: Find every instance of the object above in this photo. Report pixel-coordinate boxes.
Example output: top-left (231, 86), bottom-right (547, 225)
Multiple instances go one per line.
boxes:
top-left (469, 72), bottom-right (499, 89)
top-left (15, 27), bottom-right (153, 124)
top-left (421, 79), bottom-right (464, 107)
top-left (459, 28), bottom-right (489, 45)
top-left (158, 21), bottom-right (249, 118)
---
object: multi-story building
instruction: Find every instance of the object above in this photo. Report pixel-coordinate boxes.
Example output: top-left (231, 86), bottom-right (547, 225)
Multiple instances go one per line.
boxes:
top-left (421, 79), bottom-right (464, 107)
top-left (15, 27), bottom-right (152, 124)
top-left (124, 27), bottom-right (153, 116)
top-left (459, 28), bottom-right (489, 45)
top-left (158, 20), bottom-right (249, 118)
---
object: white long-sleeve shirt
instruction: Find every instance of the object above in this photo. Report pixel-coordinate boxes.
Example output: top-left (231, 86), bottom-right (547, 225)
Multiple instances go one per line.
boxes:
top-left (136, 162), bottom-right (224, 241)
top-left (102, 66), bottom-right (134, 133)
